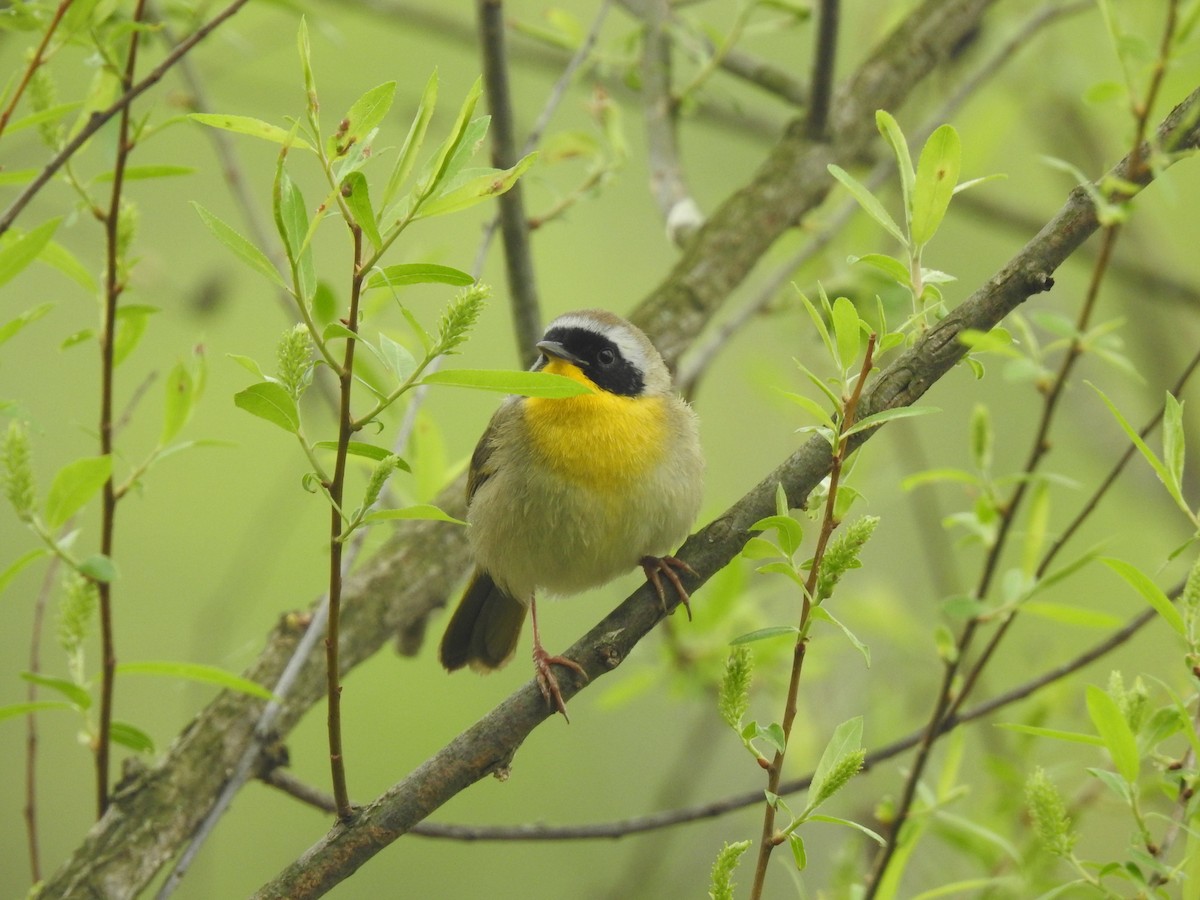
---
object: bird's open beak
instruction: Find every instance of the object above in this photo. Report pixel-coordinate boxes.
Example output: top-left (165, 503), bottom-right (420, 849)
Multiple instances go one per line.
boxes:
top-left (536, 340), bottom-right (587, 368)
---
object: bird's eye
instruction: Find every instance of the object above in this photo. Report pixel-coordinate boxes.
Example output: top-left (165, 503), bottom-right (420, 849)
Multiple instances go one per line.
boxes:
top-left (596, 348), bottom-right (616, 367)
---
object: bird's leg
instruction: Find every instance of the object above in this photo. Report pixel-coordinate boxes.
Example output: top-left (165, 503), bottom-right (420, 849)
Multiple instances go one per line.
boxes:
top-left (530, 596), bottom-right (587, 721)
top-left (641, 555), bottom-right (697, 622)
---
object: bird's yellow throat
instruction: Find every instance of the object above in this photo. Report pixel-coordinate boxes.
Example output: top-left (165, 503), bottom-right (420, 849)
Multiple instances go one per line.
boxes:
top-left (524, 359), bottom-right (667, 491)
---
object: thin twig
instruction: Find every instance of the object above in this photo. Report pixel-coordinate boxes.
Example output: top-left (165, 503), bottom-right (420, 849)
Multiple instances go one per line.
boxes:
top-left (806, 0), bottom-right (839, 138)
top-left (23, 555), bottom-right (61, 881)
top-left (0, 0), bottom-right (75, 141)
top-left (0, 0), bottom-right (252, 237)
top-left (94, 0), bottom-right (148, 819)
top-left (477, 0), bottom-right (543, 365)
top-left (641, 0), bottom-right (703, 246)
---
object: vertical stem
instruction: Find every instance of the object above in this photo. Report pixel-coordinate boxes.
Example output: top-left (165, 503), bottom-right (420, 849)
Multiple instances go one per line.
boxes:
top-left (749, 335), bottom-right (876, 899)
top-left (326, 225), bottom-right (365, 821)
top-left (476, 0), bottom-right (543, 365)
top-left (95, 0), bottom-right (148, 819)
top-left (806, 0), bottom-right (840, 139)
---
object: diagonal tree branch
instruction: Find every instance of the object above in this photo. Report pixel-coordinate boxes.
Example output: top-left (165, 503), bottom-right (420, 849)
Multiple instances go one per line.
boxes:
top-left (251, 85), bottom-right (1200, 899)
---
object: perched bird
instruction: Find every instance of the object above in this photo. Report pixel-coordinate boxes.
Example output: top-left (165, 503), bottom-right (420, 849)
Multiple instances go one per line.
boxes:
top-left (439, 309), bottom-right (704, 717)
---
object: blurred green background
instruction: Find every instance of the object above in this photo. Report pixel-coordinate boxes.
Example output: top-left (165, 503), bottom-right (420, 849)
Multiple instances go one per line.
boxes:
top-left (2, 1), bottom-right (1198, 896)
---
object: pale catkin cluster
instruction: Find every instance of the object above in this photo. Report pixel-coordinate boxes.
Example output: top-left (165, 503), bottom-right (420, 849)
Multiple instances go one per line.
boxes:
top-left (812, 748), bottom-right (866, 809)
top-left (817, 515), bottom-right (880, 601)
top-left (1025, 768), bottom-right (1077, 858)
top-left (1108, 671), bottom-right (1148, 733)
top-left (1182, 553), bottom-right (1200, 647)
top-left (58, 571), bottom-right (98, 685)
top-left (28, 62), bottom-right (63, 149)
top-left (707, 840), bottom-right (751, 900)
top-left (718, 645), bottom-right (753, 731)
top-left (362, 454), bottom-right (403, 512)
top-left (277, 324), bottom-right (314, 399)
top-left (1, 420), bottom-right (35, 521)
top-left (436, 283), bottom-right (489, 355)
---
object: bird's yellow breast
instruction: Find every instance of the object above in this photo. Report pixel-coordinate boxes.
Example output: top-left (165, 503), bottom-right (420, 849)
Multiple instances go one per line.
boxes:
top-left (523, 360), bottom-right (667, 493)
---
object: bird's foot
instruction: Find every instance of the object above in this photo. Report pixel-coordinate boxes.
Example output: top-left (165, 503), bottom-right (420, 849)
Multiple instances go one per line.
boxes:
top-left (532, 644), bottom-right (588, 722)
top-left (641, 555), bottom-right (697, 622)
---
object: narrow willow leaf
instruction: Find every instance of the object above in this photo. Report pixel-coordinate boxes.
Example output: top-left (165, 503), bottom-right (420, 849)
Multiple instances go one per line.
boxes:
top-left (416, 77), bottom-right (483, 204)
top-left (365, 263), bottom-right (474, 290)
top-left (418, 153), bottom-right (538, 219)
top-left (749, 514), bottom-right (802, 556)
top-left (0, 303), bottom-right (54, 347)
top-left (875, 110), bottom-right (915, 226)
top-left (233, 382), bottom-right (300, 433)
top-left (1085, 684), bottom-right (1140, 783)
top-left (20, 672), bottom-right (91, 709)
top-left (730, 625), bottom-right (801, 645)
top-left (848, 252), bottom-right (911, 284)
top-left (808, 716), bottom-right (864, 812)
top-left (911, 124), bottom-right (961, 245)
top-left (362, 504), bottom-right (466, 526)
top-left (806, 814), bottom-right (887, 845)
top-left (382, 70), bottom-right (439, 210)
top-left (189, 113), bottom-right (314, 152)
top-left (995, 722), bottom-right (1105, 746)
top-left (421, 368), bottom-right (593, 397)
top-left (112, 304), bottom-right (160, 368)
top-left (5, 101), bottom-right (80, 136)
top-left (0, 548), bottom-right (49, 597)
top-left (1162, 392), bottom-right (1186, 499)
top-left (1021, 601), bottom-right (1123, 629)
top-left (0, 218), bottom-right (61, 288)
top-left (328, 81), bottom-right (396, 159)
top-left (91, 165), bottom-right (194, 182)
top-left (0, 701), bottom-right (75, 723)
top-left (40, 240), bottom-right (97, 292)
top-left (44, 455), bottom-right (112, 529)
top-left (108, 720), bottom-right (155, 754)
top-left (161, 359), bottom-right (194, 444)
top-left (341, 171), bottom-right (382, 249)
top-left (810, 606), bottom-right (871, 666)
top-left (377, 333), bottom-right (417, 381)
top-left (1100, 557), bottom-right (1186, 636)
top-left (273, 159), bottom-right (316, 301)
top-left (117, 660), bottom-right (275, 700)
top-left (841, 405), bottom-right (940, 439)
top-left (312, 441), bottom-right (410, 466)
top-left (827, 164), bottom-right (906, 245)
top-left (78, 553), bottom-right (118, 583)
top-left (789, 833), bottom-right (807, 871)
top-left (192, 202), bottom-right (286, 289)
top-left (831, 295), bottom-right (861, 371)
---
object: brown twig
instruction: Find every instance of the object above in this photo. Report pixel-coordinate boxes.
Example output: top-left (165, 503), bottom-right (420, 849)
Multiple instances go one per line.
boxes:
top-left (0, 0), bottom-right (75, 142)
top-left (94, 0), bottom-right (149, 819)
top-left (477, 0), bottom-right (543, 364)
top-left (749, 334), bottom-right (877, 899)
top-left (0, 0), bottom-right (252, 237)
top-left (806, 0), bottom-right (839, 138)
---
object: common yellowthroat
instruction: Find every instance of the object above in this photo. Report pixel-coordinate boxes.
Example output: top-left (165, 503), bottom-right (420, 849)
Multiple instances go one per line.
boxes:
top-left (439, 309), bottom-right (704, 717)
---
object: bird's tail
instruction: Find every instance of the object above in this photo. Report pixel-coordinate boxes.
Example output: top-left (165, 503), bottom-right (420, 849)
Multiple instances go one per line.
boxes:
top-left (439, 570), bottom-right (527, 672)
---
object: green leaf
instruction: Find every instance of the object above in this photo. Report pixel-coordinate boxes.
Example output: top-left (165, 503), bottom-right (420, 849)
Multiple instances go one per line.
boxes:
top-left (418, 153), bottom-right (538, 219)
top-left (749, 514), bottom-right (802, 556)
top-left (806, 814), bottom-right (887, 845)
top-left (78, 553), bottom-right (118, 583)
top-left (0, 700), bottom-right (76, 723)
top-left (112, 304), bottom-right (160, 368)
top-left (233, 382), bottom-right (300, 433)
top-left (1100, 557), bottom-right (1185, 636)
top-left (808, 716), bottom-right (863, 812)
top-left (329, 80), bottom-right (396, 158)
top-left (382, 70), bottom-right (439, 210)
top-left (365, 263), bottom-right (474, 290)
top-left (875, 110), bottom-right (915, 227)
top-left (421, 368), bottom-right (594, 397)
top-left (92, 165), bottom-right (194, 182)
top-left (910, 124), bottom-right (961, 245)
top-left (44, 455), bottom-right (112, 529)
top-left (0, 218), bottom-right (61, 288)
top-left (109, 720), bottom-right (155, 754)
top-left (841, 405), bottom-right (940, 439)
top-left (1085, 684), bottom-right (1140, 782)
top-left (758, 722), bottom-right (787, 755)
top-left (20, 672), bottom-right (91, 709)
top-left (788, 833), bottom-right (807, 870)
top-left (780, 391), bottom-right (836, 429)
top-left (810, 607), bottom-right (870, 667)
top-left (161, 359), bottom-right (195, 444)
top-left (341, 171), bottom-right (382, 250)
top-left (1021, 601), bottom-right (1123, 629)
top-left (995, 722), bottom-right (1105, 746)
top-left (117, 660), bottom-right (275, 700)
top-left (730, 625), bottom-right (801, 645)
top-left (848, 252), bottom-right (911, 284)
top-left (827, 164), bottom-right (906, 245)
top-left (312, 440), bottom-right (405, 463)
top-left (831, 295), bottom-right (861, 371)
top-left (189, 113), bottom-right (314, 152)
top-left (362, 504), bottom-right (466, 526)
top-left (377, 333), bottom-right (417, 381)
top-left (192, 202), bottom-right (286, 289)
top-left (413, 77), bottom-right (483, 205)
top-left (0, 303), bottom-right (54, 347)
top-left (273, 160), bottom-right (316, 301)
top-left (1162, 392), bottom-right (1185, 499)
top-left (0, 548), bottom-right (49, 597)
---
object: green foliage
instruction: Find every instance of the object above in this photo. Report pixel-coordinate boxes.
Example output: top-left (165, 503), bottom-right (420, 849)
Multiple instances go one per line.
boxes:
top-left (1025, 768), bottom-right (1077, 859)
